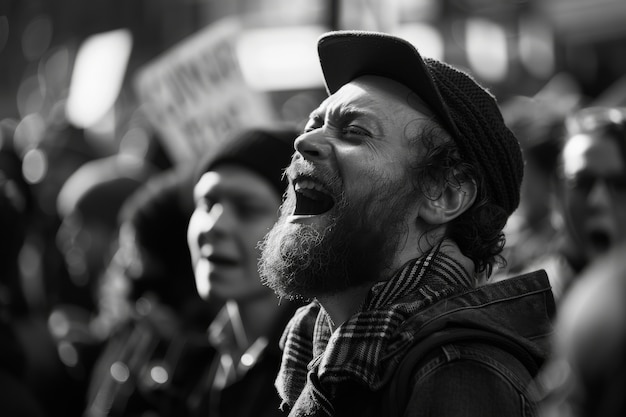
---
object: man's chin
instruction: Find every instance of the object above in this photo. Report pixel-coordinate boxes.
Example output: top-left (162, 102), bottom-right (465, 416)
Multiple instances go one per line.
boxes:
top-left (259, 218), bottom-right (334, 300)
top-left (260, 194), bottom-right (399, 301)
top-left (194, 262), bottom-right (210, 300)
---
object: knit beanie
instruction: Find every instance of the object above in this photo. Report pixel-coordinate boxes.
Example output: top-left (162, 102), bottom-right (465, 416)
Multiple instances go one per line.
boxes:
top-left (317, 31), bottom-right (524, 216)
top-left (194, 126), bottom-right (298, 196)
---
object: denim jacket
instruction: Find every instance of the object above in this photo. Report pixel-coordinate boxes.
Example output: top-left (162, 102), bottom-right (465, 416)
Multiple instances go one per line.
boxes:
top-left (333, 270), bottom-right (555, 417)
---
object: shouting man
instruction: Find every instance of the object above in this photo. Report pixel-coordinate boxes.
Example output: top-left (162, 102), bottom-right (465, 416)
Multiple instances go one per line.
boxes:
top-left (260, 31), bottom-right (555, 417)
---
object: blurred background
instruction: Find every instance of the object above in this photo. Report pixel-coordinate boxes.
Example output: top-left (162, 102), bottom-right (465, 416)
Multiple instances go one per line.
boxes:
top-left (1, 1), bottom-right (626, 416)
top-left (2, 0), bottom-right (626, 165)
top-left (3, 0), bottom-right (626, 128)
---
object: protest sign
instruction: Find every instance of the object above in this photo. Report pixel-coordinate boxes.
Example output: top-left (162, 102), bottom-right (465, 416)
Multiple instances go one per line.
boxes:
top-left (134, 18), bottom-right (276, 163)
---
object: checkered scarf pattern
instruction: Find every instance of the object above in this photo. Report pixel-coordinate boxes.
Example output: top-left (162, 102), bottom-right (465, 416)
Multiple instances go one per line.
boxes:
top-left (275, 241), bottom-right (474, 415)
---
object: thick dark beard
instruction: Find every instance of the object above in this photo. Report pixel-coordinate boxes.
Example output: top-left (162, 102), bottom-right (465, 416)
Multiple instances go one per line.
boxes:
top-left (259, 180), bottom-right (415, 301)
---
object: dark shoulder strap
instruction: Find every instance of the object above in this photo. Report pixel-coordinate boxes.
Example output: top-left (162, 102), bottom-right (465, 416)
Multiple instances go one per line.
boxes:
top-left (385, 328), bottom-right (539, 417)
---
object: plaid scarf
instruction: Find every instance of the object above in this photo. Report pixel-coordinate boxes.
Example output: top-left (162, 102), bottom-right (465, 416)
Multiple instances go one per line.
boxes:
top-left (275, 240), bottom-right (475, 416)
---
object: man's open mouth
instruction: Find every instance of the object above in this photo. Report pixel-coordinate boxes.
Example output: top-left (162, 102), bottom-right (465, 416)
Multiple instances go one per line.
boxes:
top-left (293, 178), bottom-right (335, 216)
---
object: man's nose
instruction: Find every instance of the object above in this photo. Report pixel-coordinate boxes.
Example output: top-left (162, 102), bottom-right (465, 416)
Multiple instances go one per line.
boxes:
top-left (294, 130), bottom-right (332, 161)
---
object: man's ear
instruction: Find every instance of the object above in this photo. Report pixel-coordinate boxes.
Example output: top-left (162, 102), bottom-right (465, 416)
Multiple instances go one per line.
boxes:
top-left (418, 179), bottom-right (477, 225)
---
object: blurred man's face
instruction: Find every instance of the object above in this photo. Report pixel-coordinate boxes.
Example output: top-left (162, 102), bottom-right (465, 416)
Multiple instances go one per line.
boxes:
top-left (559, 132), bottom-right (626, 261)
top-left (187, 164), bottom-right (281, 301)
top-left (260, 75), bottom-right (435, 300)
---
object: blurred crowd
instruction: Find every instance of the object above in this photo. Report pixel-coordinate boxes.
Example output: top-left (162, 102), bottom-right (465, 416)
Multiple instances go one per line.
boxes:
top-left (0, 110), bottom-right (304, 416)
top-left (1, 18), bottom-right (626, 417)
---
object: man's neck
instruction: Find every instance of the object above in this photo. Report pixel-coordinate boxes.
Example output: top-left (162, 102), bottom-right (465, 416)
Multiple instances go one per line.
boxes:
top-left (316, 283), bottom-right (374, 331)
top-left (315, 233), bottom-right (439, 330)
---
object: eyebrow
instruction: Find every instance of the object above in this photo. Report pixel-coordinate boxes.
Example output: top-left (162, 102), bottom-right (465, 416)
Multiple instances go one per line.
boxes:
top-left (334, 105), bottom-right (378, 121)
top-left (309, 104), bottom-right (379, 124)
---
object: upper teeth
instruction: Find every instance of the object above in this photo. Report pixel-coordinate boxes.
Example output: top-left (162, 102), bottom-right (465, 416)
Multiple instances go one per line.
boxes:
top-left (295, 179), bottom-right (326, 193)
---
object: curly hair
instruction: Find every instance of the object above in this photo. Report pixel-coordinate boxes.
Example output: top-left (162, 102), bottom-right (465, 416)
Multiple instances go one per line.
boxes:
top-left (409, 122), bottom-right (508, 276)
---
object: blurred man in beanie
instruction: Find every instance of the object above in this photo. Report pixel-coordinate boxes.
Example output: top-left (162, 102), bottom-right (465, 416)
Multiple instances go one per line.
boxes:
top-left (259, 31), bottom-right (555, 417)
top-left (53, 154), bottom-right (155, 411)
top-left (186, 126), bottom-right (303, 417)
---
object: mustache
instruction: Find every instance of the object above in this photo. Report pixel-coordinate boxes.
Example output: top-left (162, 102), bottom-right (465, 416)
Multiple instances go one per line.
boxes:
top-left (285, 157), bottom-right (316, 180)
top-left (285, 157), bottom-right (342, 194)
